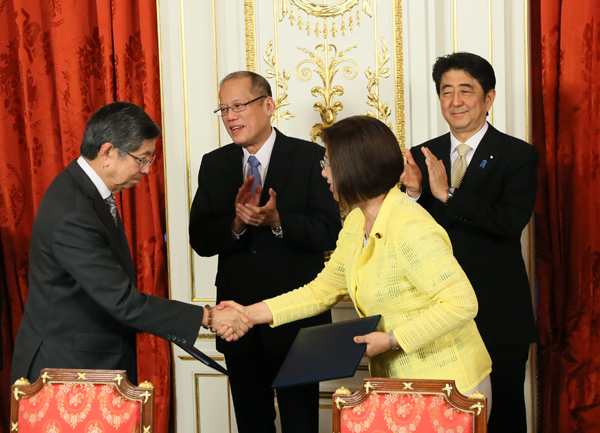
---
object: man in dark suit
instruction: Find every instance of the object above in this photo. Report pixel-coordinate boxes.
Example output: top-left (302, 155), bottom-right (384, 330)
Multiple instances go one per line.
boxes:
top-left (401, 52), bottom-right (538, 433)
top-left (11, 101), bottom-right (250, 385)
top-left (189, 71), bottom-right (341, 433)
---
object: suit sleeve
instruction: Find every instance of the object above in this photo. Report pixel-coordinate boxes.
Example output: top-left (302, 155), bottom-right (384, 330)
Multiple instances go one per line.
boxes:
top-left (277, 147), bottom-right (341, 253)
top-left (52, 212), bottom-right (203, 346)
top-left (416, 142), bottom-right (539, 240)
top-left (189, 155), bottom-right (241, 257)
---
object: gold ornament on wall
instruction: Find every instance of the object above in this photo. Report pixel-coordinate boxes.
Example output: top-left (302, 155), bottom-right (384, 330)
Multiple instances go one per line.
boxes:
top-left (295, 43), bottom-right (358, 141)
top-left (263, 40), bottom-right (295, 125)
top-left (280, 0), bottom-right (372, 38)
top-left (364, 37), bottom-right (392, 128)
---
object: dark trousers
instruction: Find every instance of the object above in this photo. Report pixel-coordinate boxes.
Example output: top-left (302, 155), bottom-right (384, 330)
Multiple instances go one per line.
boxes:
top-left (225, 336), bottom-right (319, 433)
top-left (487, 344), bottom-right (531, 433)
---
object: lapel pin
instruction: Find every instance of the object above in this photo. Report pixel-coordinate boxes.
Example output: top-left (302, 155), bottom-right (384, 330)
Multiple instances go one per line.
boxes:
top-left (480, 160), bottom-right (487, 168)
top-left (490, 155), bottom-right (494, 159)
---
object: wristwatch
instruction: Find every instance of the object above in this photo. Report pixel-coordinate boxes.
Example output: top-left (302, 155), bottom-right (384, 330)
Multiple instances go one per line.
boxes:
top-left (444, 187), bottom-right (456, 206)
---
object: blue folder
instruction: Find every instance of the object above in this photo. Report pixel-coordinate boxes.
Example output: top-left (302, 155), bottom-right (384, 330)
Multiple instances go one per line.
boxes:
top-left (272, 315), bottom-right (381, 389)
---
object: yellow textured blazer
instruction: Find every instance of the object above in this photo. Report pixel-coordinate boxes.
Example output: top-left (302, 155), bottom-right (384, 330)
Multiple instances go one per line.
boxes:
top-left (265, 186), bottom-right (492, 392)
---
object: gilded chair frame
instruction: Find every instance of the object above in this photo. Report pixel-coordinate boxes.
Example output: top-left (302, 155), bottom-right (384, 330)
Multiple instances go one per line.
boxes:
top-left (332, 377), bottom-right (487, 433)
top-left (10, 368), bottom-right (155, 433)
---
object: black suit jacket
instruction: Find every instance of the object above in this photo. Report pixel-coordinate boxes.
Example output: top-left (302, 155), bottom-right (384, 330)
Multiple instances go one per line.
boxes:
top-left (11, 160), bottom-right (203, 384)
top-left (189, 129), bottom-right (341, 357)
top-left (411, 124), bottom-right (539, 349)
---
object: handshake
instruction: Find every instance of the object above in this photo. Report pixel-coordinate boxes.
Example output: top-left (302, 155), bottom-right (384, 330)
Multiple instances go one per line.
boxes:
top-left (204, 300), bottom-right (259, 342)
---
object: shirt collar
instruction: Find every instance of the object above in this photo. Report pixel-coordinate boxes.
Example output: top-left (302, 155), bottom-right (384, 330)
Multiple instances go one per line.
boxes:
top-left (450, 121), bottom-right (489, 155)
top-left (242, 127), bottom-right (276, 168)
top-left (77, 155), bottom-right (112, 199)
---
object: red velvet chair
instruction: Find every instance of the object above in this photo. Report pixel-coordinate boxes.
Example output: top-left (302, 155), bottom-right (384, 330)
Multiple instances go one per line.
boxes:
top-left (332, 377), bottom-right (487, 433)
top-left (10, 368), bottom-right (155, 432)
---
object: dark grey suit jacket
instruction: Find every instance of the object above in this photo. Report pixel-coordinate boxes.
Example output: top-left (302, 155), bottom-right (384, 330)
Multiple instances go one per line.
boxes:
top-left (11, 160), bottom-right (203, 384)
top-left (189, 129), bottom-right (341, 357)
top-left (410, 124), bottom-right (539, 349)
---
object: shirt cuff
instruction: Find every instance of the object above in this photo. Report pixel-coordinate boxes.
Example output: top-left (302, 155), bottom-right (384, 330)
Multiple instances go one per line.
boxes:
top-left (232, 228), bottom-right (246, 240)
top-left (406, 190), bottom-right (421, 201)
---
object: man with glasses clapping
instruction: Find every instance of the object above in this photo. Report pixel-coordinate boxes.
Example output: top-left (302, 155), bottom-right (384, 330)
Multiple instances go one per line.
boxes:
top-left (189, 72), bottom-right (341, 433)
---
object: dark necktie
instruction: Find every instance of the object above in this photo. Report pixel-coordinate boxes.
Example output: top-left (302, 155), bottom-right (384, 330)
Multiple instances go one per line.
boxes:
top-left (104, 195), bottom-right (118, 226)
top-left (247, 155), bottom-right (262, 196)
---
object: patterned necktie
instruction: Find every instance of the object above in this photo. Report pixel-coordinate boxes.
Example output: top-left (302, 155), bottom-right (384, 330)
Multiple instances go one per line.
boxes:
top-left (104, 195), bottom-right (118, 226)
top-left (451, 143), bottom-right (472, 188)
top-left (247, 155), bottom-right (262, 195)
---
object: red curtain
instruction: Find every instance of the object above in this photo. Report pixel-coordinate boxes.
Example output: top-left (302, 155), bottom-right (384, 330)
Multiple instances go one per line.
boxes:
top-left (0, 1), bottom-right (171, 432)
top-left (532, 1), bottom-right (600, 431)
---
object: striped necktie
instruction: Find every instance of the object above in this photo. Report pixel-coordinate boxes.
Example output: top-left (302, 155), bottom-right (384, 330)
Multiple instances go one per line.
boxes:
top-left (104, 195), bottom-right (118, 226)
top-left (451, 143), bottom-right (472, 188)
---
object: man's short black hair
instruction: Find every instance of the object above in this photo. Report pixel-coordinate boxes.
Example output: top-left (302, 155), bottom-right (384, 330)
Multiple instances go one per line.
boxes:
top-left (80, 101), bottom-right (161, 159)
top-left (432, 52), bottom-right (496, 96)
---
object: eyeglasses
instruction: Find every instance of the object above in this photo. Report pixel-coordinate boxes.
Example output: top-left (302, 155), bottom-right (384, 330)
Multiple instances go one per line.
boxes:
top-left (127, 152), bottom-right (156, 169)
top-left (320, 156), bottom-right (330, 170)
top-left (214, 95), bottom-right (267, 117)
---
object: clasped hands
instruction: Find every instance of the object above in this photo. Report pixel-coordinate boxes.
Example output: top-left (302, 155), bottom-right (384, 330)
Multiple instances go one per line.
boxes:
top-left (232, 176), bottom-right (281, 234)
top-left (204, 305), bottom-right (253, 342)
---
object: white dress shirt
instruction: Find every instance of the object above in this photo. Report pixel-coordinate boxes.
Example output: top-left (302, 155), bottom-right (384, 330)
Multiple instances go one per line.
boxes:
top-left (77, 156), bottom-right (112, 199)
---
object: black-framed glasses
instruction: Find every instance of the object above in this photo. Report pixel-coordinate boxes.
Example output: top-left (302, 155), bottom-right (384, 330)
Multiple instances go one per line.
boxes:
top-left (214, 95), bottom-right (267, 117)
top-left (127, 152), bottom-right (156, 169)
top-left (320, 156), bottom-right (330, 170)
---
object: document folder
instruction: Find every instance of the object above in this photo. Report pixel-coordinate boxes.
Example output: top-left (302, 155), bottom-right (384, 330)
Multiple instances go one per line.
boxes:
top-left (272, 315), bottom-right (381, 389)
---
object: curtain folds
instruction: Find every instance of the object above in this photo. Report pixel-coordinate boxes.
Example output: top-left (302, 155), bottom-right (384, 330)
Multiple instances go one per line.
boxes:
top-left (532, 1), bottom-right (600, 431)
top-left (0, 1), bottom-right (171, 431)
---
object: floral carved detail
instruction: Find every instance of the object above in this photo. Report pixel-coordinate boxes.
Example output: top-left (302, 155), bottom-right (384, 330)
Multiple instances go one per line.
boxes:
top-left (264, 40), bottom-right (295, 125)
top-left (296, 43), bottom-right (358, 141)
top-left (364, 38), bottom-right (392, 128)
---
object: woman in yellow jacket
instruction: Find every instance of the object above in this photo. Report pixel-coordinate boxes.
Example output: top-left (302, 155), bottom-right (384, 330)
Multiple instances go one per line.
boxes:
top-left (221, 115), bottom-right (492, 396)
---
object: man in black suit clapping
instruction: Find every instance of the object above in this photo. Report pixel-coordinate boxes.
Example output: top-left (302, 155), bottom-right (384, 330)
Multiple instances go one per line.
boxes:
top-left (401, 52), bottom-right (539, 433)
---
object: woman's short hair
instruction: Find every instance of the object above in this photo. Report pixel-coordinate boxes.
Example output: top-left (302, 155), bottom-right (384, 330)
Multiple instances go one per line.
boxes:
top-left (321, 115), bottom-right (404, 207)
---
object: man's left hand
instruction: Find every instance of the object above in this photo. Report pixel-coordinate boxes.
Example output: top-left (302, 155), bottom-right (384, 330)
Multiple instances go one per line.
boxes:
top-left (422, 147), bottom-right (450, 202)
top-left (235, 188), bottom-right (281, 228)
